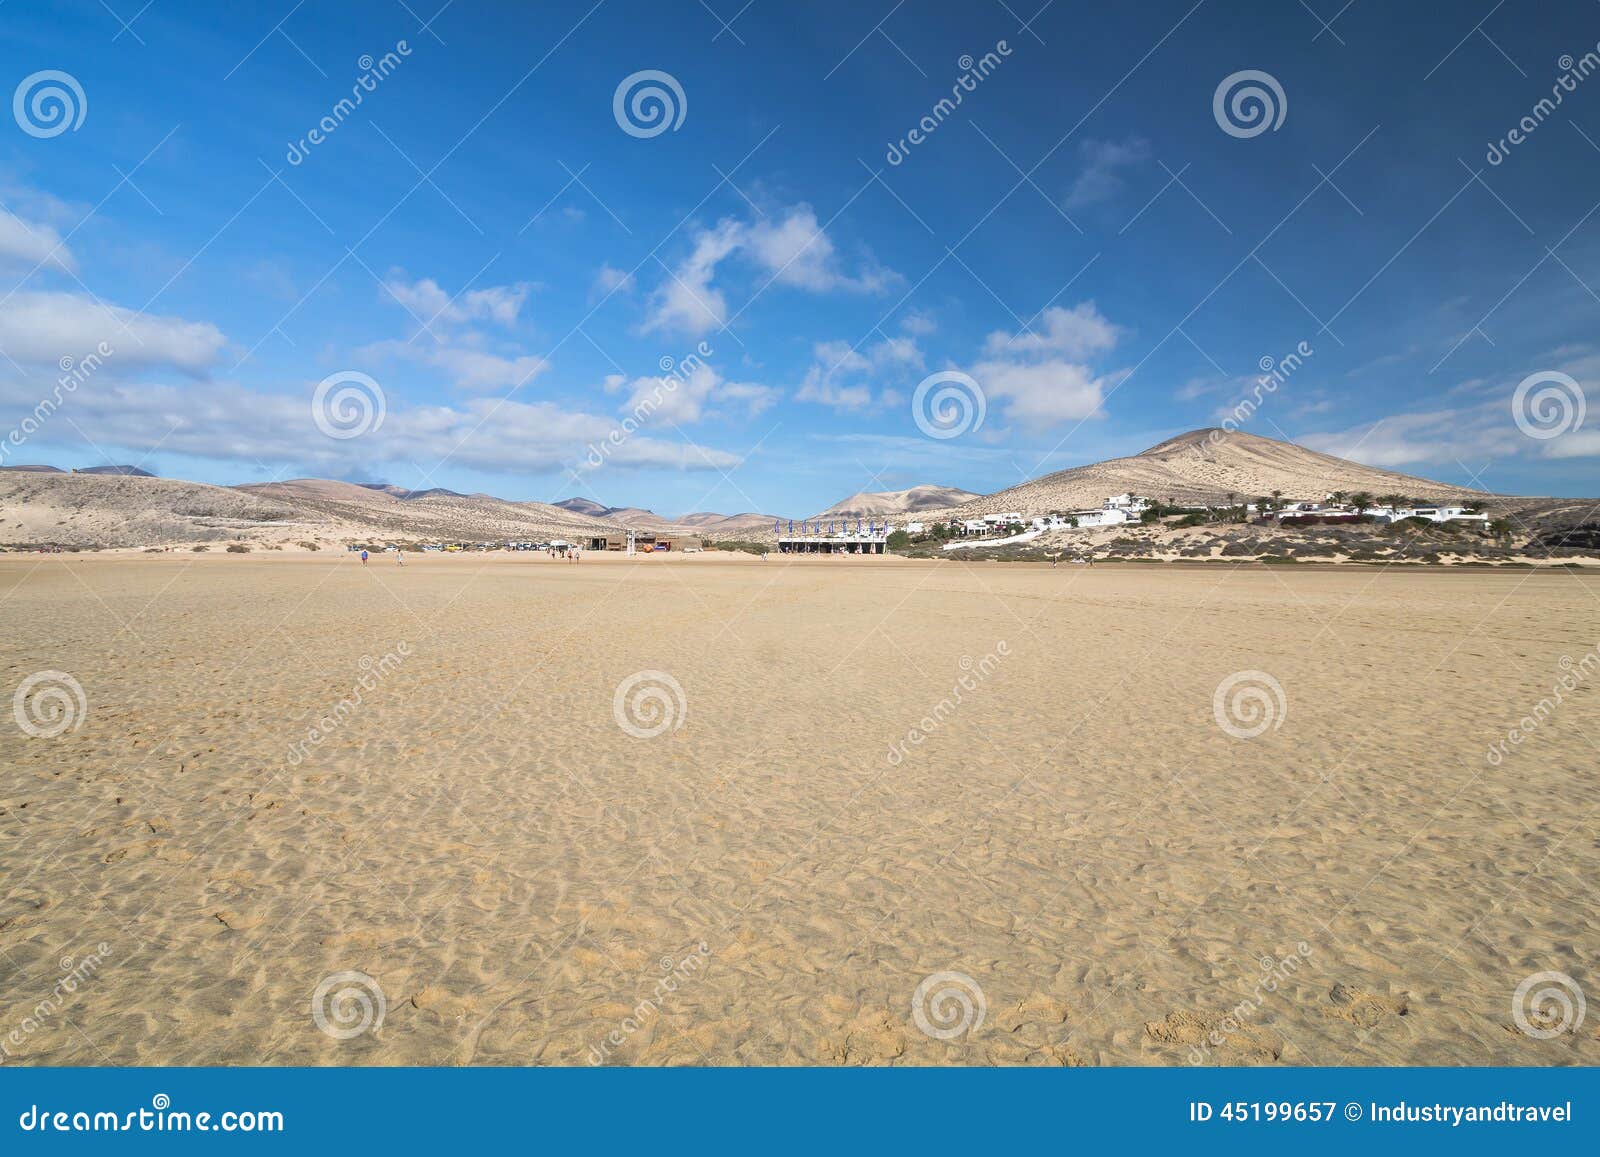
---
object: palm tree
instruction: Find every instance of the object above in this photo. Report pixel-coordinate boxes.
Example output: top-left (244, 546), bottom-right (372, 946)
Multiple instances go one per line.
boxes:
top-left (1350, 491), bottom-right (1374, 515)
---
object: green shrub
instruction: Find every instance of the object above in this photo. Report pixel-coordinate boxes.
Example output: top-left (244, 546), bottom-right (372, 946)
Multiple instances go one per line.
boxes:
top-left (226, 543), bottom-right (250, 553)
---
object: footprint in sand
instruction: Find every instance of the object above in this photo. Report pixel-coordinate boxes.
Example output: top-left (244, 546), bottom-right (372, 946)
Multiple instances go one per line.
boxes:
top-left (1322, 982), bottom-right (1411, 1028)
top-left (1145, 1009), bottom-right (1284, 1062)
top-left (817, 1007), bottom-right (907, 1065)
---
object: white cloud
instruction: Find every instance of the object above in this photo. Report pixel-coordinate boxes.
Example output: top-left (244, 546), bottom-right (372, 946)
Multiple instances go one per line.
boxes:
top-left (899, 309), bottom-right (936, 336)
top-left (984, 302), bottom-right (1118, 359)
top-left (594, 264), bottom-right (635, 295)
top-left (642, 219), bottom-right (741, 335)
top-left (359, 338), bottom-right (550, 393)
top-left (0, 291), bottom-right (225, 373)
top-left (0, 372), bottom-right (741, 474)
top-left (382, 276), bottom-right (530, 328)
top-left (1298, 409), bottom-right (1524, 467)
top-left (643, 206), bottom-right (896, 335)
top-left (621, 361), bottom-right (779, 424)
top-left (794, 375), bottom-right (871, 409)
top-left (965, 301), bottom-right (1121, 425)
top-left (0, 211), bottom-right (74, 273)
top-left (1063, 137), bottom-right (1151, 211)
top-left (742, 206), bottom-right (895, 293)
top-left (793, 335), bottom-right (923, 412)
top-left (969, 357), bottom-right (1113, 424)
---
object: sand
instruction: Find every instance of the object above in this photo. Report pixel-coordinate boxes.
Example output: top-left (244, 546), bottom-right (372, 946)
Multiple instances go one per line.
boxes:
top-left (1, 551), bottom-right (1596, 1066)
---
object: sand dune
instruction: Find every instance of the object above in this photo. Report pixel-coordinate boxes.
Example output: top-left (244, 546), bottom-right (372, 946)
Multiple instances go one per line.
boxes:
top-left (1, 553), bottom-right (1594, 1066)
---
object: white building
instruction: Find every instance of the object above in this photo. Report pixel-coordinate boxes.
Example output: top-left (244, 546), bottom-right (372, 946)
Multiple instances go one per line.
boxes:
top-left (1381, 505), bottom-right (1489, 526)
top-left (1104, 493), bottom-right (1151, 512)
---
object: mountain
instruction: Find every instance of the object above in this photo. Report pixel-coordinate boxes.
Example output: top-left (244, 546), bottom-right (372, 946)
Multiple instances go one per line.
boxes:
top-left (815, 484), bottom-right (984, 520)
top-left (544, 500), bottom-right (776, 537)
top-left (944, 428), bottom-right (1491, 518)
top-left (0, 464), bottom-right (66, 473)
top-left (74, 464), bottom-right (156, 477)
top-left (0, 472), bottom-right (616, 548)
top-left (677, 512), bottom-right (787, 535)
top-left (357, 482), bottom-right (466, 500)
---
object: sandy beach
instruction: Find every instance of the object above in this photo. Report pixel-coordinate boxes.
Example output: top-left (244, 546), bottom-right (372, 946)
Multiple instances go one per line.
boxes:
top-left (1, 552), bottom-right (1596, 1065)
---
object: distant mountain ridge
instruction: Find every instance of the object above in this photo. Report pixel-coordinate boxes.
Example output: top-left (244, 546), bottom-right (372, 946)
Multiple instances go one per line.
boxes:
top-left (1, 428), bottom-right (1568, 551)
top-left (357, 482), bottom-right (466, 500)
top-left (814, 483), bottom-right (984, 520)
top-left (75, 465), bottom-right (156, 477)
top-left (0, 464), bottom-right (154, 476)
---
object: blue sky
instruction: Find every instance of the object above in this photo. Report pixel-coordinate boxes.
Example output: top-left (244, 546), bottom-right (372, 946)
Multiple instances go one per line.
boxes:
top-left (2, 0), bottom-right (1598, 517)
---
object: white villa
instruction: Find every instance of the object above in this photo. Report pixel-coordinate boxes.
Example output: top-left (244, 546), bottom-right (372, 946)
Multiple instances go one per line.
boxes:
top-left (1376, 504), bottom-right (1489, 526)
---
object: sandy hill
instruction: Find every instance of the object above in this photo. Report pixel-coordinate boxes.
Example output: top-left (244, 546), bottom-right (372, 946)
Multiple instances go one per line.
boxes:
top-left (679, 512), bottom-right (787, 536)
top-left (552, 498), bottom-right (785, 539)
top-left (1, 471), bottom-right (313, 547)
top-left (942, 428), bottom-right (1491, 519)
top-left (232, 481), bottom-right (612, 543)
top-left (0, 472), bottom-right (614, 548)
top-left (815, 484), bottom-right (983, 520)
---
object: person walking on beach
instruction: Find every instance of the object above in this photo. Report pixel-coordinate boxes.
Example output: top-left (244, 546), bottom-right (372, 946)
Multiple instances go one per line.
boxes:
top-left (360, 549), bottom-right (368, 565)
top-left (395, 549), bottom-right (404, 567)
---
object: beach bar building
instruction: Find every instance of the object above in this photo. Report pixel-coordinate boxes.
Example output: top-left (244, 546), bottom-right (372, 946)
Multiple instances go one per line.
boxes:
top-left (586, 531), bottom-right (678, 552)
top-left (776, 520), bottom-right (890, 554)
